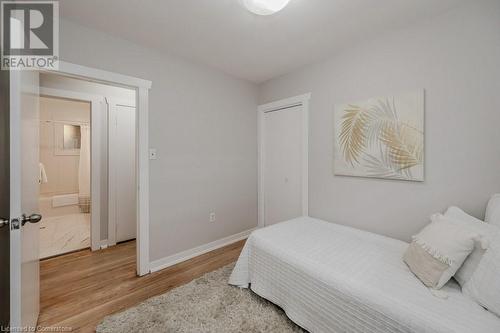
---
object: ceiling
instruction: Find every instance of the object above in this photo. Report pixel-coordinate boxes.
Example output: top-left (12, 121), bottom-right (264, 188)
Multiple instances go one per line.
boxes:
top-left (60, 0), bottom-right (464, 83)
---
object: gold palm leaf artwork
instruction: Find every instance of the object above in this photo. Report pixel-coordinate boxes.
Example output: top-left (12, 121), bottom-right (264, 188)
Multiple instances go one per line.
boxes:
top-left (334, 91), bottom-right (424, 181)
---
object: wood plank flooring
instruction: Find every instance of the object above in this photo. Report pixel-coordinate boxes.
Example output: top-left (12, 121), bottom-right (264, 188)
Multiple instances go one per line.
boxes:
top-left (38, 240), bottom-right (245, 332)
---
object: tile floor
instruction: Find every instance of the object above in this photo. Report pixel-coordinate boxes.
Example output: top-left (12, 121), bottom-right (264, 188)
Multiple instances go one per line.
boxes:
top-left (39, 213), bottom-right (90, 259)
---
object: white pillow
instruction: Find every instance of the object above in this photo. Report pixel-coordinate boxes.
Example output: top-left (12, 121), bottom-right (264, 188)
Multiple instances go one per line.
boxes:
top-left (444, 206), bottom-right (497, 286)
top-left (404, 213), bottom-right (478, 289)
top-left (445, 206), bottom-right (484, 225)
top-left (485, 194), bottom-right (500, 226)
top-left (463, 232), bottom-right (500, 317)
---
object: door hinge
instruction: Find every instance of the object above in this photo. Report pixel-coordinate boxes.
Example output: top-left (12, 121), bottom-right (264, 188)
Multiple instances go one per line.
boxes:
top-left (11, 218), bottom-right (20, 230)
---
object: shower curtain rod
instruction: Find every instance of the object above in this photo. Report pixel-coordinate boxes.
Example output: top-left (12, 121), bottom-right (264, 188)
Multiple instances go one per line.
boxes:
top-left (40, 119), bottom-right (90, 125)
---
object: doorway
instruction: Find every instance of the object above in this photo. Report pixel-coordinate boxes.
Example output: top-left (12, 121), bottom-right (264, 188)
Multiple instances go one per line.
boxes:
top-left (8, 62), bottom-right (151, 330)
top-left (258, 94), bottom-right (310, 227)
top-left (39, 73), bottom-right (138, 256)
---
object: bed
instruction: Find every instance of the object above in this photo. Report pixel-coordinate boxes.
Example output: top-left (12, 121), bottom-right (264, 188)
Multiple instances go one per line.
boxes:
top-left (229, 216), bottom-right (500, 333)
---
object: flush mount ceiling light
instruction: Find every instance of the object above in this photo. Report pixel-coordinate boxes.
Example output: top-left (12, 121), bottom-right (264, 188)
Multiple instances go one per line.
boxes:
top-left (242, 0), bottom-right (291, 16)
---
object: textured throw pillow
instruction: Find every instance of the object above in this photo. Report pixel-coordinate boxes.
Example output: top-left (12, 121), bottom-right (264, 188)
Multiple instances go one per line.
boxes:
top-left (444, 206), bottom-right (498, 286)
top-left (485, 194), bottom-right (500, 226)
top-left (404, 214), bottom-right (478, 289)
top-left (463, 233), bottom-right (500, 317)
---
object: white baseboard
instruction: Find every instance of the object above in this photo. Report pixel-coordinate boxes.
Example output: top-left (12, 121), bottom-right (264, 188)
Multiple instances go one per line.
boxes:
top-left (149, 228), bottom-right (255, 273)
top-left (100, 239), bottom-right (109, 250)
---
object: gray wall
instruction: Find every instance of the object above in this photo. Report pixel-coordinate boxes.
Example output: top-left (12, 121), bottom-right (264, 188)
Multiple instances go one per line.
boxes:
top-left (259, 0), bottom-right (500, 241)
top-left (59, 19), bottom-right (258, 260)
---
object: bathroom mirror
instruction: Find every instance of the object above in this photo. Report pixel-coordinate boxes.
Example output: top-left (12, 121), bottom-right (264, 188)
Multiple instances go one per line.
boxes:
top-left (54, 122), bottom-right (82, 156)
top-left (63, 124), bottom-right (81, 149)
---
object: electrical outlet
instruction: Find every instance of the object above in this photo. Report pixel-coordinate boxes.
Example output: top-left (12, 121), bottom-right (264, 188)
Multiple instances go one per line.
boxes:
top-left (209, 211), bottom-right (216, 223)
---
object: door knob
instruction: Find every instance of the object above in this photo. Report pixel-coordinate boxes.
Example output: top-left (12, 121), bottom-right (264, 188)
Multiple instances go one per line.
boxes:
top-left (21, 214), bottom-right (42, 226)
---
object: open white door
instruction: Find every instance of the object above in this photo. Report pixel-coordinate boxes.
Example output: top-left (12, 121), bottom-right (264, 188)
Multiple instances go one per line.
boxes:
top-left (10, 69), bottom-right (41, 330)
top-left (108, 102), bottom-right (137, 244)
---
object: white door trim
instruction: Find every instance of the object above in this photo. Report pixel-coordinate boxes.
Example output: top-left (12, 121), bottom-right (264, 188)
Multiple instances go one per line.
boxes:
top-left (42, 61), bottom-right (152, 276)
top-left (56, 61), bottom-right (152, 89)
top-left (257, 93), bottom-right (311, 228)
top-left (40, 87), bottom-right (104, 252)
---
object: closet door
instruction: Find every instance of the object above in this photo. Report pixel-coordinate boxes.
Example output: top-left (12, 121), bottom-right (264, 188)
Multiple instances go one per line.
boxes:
top-left (263, 105), bottom-right (303, 226)
top-left (109, 103), bottom-right (136, 243)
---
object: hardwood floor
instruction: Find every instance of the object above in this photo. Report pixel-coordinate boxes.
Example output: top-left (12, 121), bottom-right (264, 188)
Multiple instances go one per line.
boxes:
top-left (39, 240), bottom-right (245, 332)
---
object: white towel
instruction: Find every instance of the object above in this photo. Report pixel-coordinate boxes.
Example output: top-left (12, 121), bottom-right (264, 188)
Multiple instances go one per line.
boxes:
top-left (39, 162), bottom-right (48, 184)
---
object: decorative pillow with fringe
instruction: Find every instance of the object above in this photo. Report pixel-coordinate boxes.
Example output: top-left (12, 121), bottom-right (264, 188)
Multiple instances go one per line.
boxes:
top-left (404, 214), bottom-right (479, 289)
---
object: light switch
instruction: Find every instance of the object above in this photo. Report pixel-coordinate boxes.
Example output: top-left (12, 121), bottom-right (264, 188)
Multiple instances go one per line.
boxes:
top-left (209, 210), bottom-right (216, 223)
top-left (149, 148), bottom-right (157, 160)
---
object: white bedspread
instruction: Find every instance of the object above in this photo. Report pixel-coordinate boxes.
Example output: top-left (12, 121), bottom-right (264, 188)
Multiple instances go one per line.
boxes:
top-left (229, 217), bottom-right (500, 333)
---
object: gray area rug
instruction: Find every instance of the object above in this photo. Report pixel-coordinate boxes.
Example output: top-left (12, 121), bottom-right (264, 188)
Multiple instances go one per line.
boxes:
top-left (96, 264), bottom-right (305, 333)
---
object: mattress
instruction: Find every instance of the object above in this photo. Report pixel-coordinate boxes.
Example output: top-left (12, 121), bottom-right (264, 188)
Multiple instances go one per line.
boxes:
top-left (229, 216), bottom-right (500, 333)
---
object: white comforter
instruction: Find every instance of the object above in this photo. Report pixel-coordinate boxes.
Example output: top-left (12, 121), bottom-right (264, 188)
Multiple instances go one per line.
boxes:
top-left (229, 217), bottom-right (500, 333)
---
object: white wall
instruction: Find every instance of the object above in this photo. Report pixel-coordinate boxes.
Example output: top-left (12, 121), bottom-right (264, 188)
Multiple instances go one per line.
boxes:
top-left (58, 19), bottom-right (258, 260)
top-left (259, 0), bottom-right (500, 241)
